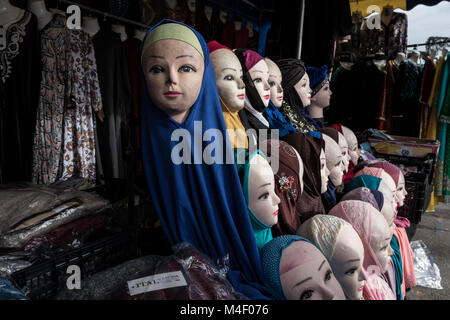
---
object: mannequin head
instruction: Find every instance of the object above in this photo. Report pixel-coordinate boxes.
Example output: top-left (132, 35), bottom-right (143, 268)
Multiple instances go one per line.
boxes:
top-left (260, 235), bottom-right (346, 300)
top-left (337, 132), bottom-right (350, 173)
top-left (279, 239), bottom-right (346, 300)
top-left (219, 10), bottom-right (227, 23)
top-left (306, 66), bottom-right (331, 119)
top-left (165, 0), bottom-right (178, 10)
top-left (248, 59), bottom-right (271, 108)
top-left (341, 126), bottom-right (359, 164)
top-left (186, 0), bottom-right (196, 12)
top-left (209, 43), bottom-right (245, 112)
top-left (396, 170), bottom-right (408, 208)
top-left (322, 134), bottom-right (344, 186)
top-left (265, 58), bottom-right (284, 108)
top-left (204, 5), bottom-right (213, 21)
top-left (246, 21), bottom-right (254, 38)
top-left (297, 215), bottom-right (367, 300)
top-left (141, 24), bottom-right (205, 123)
top-left (293, 73), bottom-right (312, 107)
top-left (329, 201), bottom-right (394, 273)
top-left (380, 196), bottom-right (396, 237)
top-left (370, 206), bottom-right (395, 271)
top-left (320, 149), bottom-right (330, 194)
top-left (247, 153), bottom-right (281, 226)
top-left (355, 167), bottom-right (397, 205)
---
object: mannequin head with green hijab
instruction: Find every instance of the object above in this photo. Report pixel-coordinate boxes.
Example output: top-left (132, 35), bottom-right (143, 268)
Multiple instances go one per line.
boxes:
top-left (141, 23), bottom-right (205, 123)
top-left (237, 150), bottom-right (281, 249)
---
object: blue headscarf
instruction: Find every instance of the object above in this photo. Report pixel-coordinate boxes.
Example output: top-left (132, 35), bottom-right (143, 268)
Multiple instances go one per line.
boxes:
top-left (390, 235), bottom-right (404, 300)
top-left (344, 175), bottom-right (382, 194)
top-left (259, 235), bottom-right (316, 300)
top-left (265, 101), bottom-right (296, 137)
top-left (140, 19), bottom-right (274, 299)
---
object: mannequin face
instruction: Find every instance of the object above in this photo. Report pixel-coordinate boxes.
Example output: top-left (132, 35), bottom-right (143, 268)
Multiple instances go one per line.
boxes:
top-left (142, 39), bottom-right (204, 123)
top-left (311, 80), bottom-right (332, 109)
top-left (370, 207), bottom-right (394, 273)
top-left (248, 59), bottom-right (271, 107)
top-left (331, 225), bottom-right (367, 300)
top-left (342, 126), bottom-right (359, 164)
top-left (210, 49), bottom-right (245, 112)
top-left (265, 59), bottom-right (284, 108)
top-left (320, 149), bottom-right (330, 194)
top-left (186, 0), bottom-right (196, 12)
top-left (337, 132), bottom-right (350, 173)
top-left (293, 73), bottom-right (312, 107)
top-left (165, 0), bottom-right (178, 10)
top-left (380, 198), bottom-right (396, 237)
top-left (248, 154), bottom-right (281, 226)
top-left (395, 171), bottom-right (407, 208)
top-left (323, 135), bottom-right (344, 186)
top-left (219, 10), bottom-right (227, 23)
top-left (379, 171), bottom-right (397, 205)
top-left (247, 21), bottom-right (254, 38)
top-left (280, 241), bottom-right (346, 300)
top-left (293, 148), bottom-right (305, 194)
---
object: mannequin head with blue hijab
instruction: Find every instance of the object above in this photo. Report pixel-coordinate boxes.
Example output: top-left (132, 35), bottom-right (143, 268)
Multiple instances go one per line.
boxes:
top-left (140, 20), bottom-right (274, 299)
top-left (260, 235), bottom-right (346, 300)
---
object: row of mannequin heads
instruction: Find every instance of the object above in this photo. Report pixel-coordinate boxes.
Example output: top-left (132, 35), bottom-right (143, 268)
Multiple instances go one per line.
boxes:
top-left (140, 26), bottom-right (409, 299)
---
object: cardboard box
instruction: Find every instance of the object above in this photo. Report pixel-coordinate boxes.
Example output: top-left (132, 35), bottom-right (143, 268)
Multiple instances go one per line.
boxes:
top-left (368, 135), bottom-right (440, 158)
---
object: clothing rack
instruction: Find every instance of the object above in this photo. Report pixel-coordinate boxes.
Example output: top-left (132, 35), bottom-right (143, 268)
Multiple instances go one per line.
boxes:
top-left (59, 0), bottom-right (150, 29)
top-left (406, 39), bottom-right (450, 48)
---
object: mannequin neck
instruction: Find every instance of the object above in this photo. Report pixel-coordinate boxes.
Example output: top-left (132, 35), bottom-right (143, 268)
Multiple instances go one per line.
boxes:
top-left (83, 17), bottom-right (100, 37)
top-left (112, 24), bottom-right (127, 42)
top-left (0, 0), bottom-right (23, 24)
top-left (307, 103), bottom-right (324, 119)
top-left (134, 29), bottom-right (146, 41)
top-left (27, 0), bottom-right (53, 30)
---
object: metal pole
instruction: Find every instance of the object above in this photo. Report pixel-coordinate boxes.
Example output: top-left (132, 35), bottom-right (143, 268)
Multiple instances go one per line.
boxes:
top-left (60, 0), bottom-right (150, 29)
top-left (297, 0), bottom-right (305, 59)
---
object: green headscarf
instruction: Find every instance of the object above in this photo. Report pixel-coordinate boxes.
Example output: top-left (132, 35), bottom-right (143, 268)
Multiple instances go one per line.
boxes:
top-left (236, 149), bottom-right (274, 250)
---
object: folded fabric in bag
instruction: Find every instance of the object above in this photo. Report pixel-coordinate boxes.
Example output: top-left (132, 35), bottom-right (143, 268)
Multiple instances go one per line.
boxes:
top-left (0, 184), bottom-right (109, 249)
top-left (56, 243), bottom-right (247, 300)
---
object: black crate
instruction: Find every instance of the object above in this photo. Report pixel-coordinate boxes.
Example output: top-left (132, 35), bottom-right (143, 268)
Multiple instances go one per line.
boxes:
top-left (10, 230), bottom-right (138, 300)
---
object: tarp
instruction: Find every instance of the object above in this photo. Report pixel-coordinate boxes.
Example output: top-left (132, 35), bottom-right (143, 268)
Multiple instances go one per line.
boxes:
top-left (350, 0), bottom-right (449, 16)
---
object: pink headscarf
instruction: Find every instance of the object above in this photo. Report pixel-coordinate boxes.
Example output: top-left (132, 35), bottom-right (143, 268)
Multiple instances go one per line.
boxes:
top-left (329, 200), bottom-right (396, 300)
top-left (368, 162), bottom-right (400, 186)
top-left (242, 49), bottom-right (264, 70)
top-left (354, 167), bottom-right (384, 179)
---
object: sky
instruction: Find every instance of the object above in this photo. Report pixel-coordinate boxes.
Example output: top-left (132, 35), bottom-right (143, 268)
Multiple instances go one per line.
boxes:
top-left (395, 1), bottom-right (450, 47)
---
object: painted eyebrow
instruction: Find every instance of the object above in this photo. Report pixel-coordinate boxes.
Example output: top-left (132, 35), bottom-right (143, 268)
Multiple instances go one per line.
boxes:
top-left (222, 67), bottom-right (237, 72)
top-left (346, 259), bottom-right (360, 263)
top-left (293, 277), bottom-right (312, 288)
top-left (383, 237), bottom-right (391, 242)
top-left (176, 55), bottom-right (194, 59)
top-left (259, 183), bottom-right (271, 188)
top-left (318, 260), bottom-right (326, 271)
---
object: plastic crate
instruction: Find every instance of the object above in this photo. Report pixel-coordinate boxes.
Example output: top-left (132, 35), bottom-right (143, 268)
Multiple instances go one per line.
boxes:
top-left (10, 230), bottom-right (138, 300)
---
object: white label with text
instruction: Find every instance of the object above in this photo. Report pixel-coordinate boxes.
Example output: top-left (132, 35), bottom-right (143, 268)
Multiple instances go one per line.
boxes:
top-left (127, 271), bottom-right (187, 296)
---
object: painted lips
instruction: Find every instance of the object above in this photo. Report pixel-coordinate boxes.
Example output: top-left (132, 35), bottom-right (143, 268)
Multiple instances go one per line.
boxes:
top-left (273, 210), bottom-right (279, 216)
top-left (276, 96), bottom-right (283, 101)
top-left (264, 95), bottom-right (270, 100)
top-left (237, 94), bottom-right (245, 100)
top-left (358, 286), bottom-right (364, 292)
top-left (164, 91), bottom-right (182, 98)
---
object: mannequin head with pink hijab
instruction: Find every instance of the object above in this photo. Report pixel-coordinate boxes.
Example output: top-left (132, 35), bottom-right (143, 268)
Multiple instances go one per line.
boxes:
top-left (329, 200), bottom-right (396, 300)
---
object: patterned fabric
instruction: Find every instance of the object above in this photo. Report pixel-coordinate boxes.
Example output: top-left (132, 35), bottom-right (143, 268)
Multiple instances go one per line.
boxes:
top-left (32, 14), bottom-right (70, 184)
top-left (61, 30), bottom-right (102, 183)
top-left (279, 100), bottom-right (315, 133)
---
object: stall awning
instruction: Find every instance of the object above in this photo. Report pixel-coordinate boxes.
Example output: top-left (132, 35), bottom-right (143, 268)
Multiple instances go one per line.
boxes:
top-left (350, 0), bottom-right (449, 16)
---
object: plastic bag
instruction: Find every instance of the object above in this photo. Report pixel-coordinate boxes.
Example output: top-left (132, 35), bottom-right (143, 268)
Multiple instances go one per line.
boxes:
top-left (0, 277), bottom-right (28, 300)
top-left (410, 240), bottom-right (443, 289)
top-left (0, 184), bottom-right (110, 248)
top-left (56, 242), bottom-right (248, 300)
